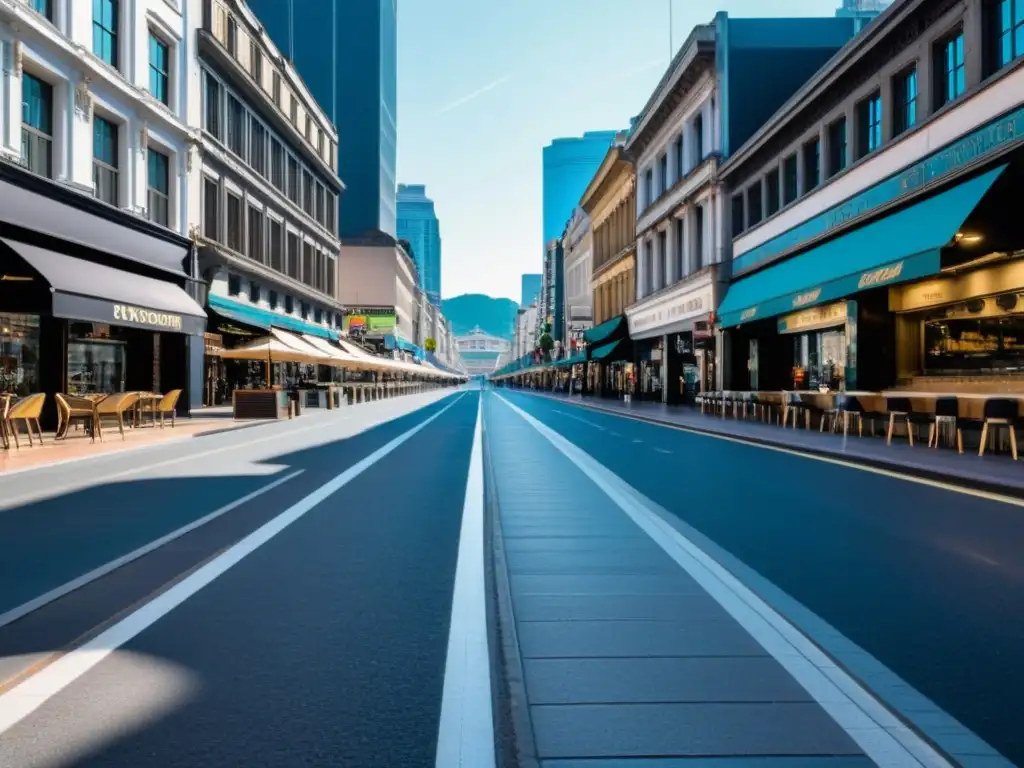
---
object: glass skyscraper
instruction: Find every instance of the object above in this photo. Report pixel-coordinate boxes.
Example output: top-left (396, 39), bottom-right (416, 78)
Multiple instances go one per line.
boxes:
top-left (542, 131), bottom-right (619, 248)
top-left (397, 184), bottom-right (442, 307)
top-left (521, 273), bottom-right (541, 308)
top-left (246, 0), bottom-right (398, 239)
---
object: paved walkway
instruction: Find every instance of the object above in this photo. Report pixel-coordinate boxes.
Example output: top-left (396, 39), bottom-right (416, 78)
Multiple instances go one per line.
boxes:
top-left (483, 394), bottom-right (884, 766)
top-left (514, 388), bottom-right (1024, 496)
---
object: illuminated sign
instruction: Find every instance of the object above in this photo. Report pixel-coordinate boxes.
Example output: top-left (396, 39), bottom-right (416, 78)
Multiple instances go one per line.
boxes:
top-left (114, 304), bottom-right (183, 330)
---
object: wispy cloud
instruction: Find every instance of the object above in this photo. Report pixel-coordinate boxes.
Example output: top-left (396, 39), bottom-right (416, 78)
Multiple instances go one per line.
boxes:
top-left (435, 73), bottom-right (513, 115)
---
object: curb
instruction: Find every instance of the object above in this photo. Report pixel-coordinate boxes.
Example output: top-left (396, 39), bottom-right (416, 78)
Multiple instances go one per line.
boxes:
top-left (518, 390), bottom-right (1024, 502)
top-left (481, 410), bottom-right (539, 768)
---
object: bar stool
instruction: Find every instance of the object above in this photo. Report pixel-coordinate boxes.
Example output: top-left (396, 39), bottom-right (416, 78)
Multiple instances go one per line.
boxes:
top-left (819, 394), bottom-right (842, 434)
top-left (783, 392), bottom-right (809, 429)
top-left (928, 397), bottom-right (961, 452)
top-left (838, 395), bottom-right (865, 437)
top-left (979, 398), bottom-right (1018, 460)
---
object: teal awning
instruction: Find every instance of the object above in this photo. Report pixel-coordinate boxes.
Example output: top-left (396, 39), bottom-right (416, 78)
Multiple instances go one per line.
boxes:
top-left (717, 166), bottom-right (1005, 328)
top-left (590, 338), bottom-right (630, 362)
top-left (209, 294), bottom-right (335, 339)
top-left (583, 314), bottom-right (626, 345)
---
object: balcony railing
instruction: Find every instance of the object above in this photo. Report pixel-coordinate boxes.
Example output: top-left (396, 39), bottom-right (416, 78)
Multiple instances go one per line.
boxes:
top-left (20, 128), bottom-right (52, 179)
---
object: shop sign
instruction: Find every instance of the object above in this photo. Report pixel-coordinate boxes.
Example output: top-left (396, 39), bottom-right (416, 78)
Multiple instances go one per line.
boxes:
top-left (778, 301), bottom-right (848, 334)
top-left (734, 106), bottom-right (1024, 277)
top-left (113, 304), bottom-right (183, 330)
top-left (343, 311), bottom-right (396, 333)
top-left (629, 285), bottom-right (711, 336)
top-left (889, 258), bottom-right (1024, 312)
top-left (858, 262), bottom-right (903, 289)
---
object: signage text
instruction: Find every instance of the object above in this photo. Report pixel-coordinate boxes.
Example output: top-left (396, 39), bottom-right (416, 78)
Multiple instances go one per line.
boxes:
top-left (114, 304), bottom-right (183, 330)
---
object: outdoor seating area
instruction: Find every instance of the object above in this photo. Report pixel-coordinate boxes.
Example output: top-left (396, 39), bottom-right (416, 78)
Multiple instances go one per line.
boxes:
top-left (1, 389), bottom-right (184, 449)
top-left (696, 390), bottom-right (1021, 460)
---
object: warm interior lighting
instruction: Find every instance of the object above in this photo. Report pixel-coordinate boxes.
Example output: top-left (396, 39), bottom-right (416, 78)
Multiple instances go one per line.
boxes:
top-left (0, 275), bottom-right (33, 281)
top-left (954, 231), bottom-right (984, 245)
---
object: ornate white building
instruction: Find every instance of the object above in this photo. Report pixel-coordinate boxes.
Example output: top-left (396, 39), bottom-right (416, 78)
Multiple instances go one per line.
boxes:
top-left (457, 325), bottom-right (511, 376)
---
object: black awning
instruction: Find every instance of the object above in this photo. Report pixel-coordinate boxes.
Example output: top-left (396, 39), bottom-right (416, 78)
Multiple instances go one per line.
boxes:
top-left (4, 239), bottom-right (207, 335)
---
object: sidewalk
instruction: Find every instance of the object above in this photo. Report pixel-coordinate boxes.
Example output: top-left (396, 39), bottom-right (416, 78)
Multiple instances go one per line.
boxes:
top-left (0, 416), bottom-right (266, 475)
top-left (522, 389), bottom-right (1024, 497)
top-left (484, 397), bottom-right (880, 765)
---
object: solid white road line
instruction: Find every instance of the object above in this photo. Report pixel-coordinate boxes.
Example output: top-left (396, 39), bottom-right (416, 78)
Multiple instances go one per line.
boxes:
top-left (496, 393), bottom-right (956, 768)
top-left (0, 390), bottom-right (458, 510)
top-left (0, 470), bottom-right (305, 631)
top-left (435, 394), bottom-right (494, 768)
top-left (0, 393), bottom-right (466, 736)
top-left (518, 391), bottom-right (1024, 509)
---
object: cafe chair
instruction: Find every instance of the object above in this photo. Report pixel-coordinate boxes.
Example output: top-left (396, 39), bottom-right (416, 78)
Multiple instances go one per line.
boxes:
top-left (95, 392), bottom-right (141, 441)
top-left (55, 394), bottom-right (99, 442)
top-left (836, 395), bottom-right (866, 437)
top-left (782, 392), bottom-right (810, 429)
top-left (978, 398), bottom-right (1018, 460)
top-left (156, 389), bottom-right (183, 428)
top-left (5, 393), bottom-right (46, 448)
top-left (819, 396), bottom-right (843, 434)
top-left (884, 397), bottom-right (915, 446)
top-left (928, 397), bottom-right (962, 452)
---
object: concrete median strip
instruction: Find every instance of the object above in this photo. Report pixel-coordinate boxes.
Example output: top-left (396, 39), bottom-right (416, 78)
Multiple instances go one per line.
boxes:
top-left (0, 393), bottom-right (467, 737)
top-left (495, 392), bottom-right (959, 768)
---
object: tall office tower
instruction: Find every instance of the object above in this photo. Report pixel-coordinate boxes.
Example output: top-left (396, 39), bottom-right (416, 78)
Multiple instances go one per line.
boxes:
top-left (521, 273), bottom-right (542, 308)
top-left (246, 0), bottom-right (398, 239)
top-left (542, 132), bottom-right (619, 249)
top-left (397, 184), bottom-right (442, 306)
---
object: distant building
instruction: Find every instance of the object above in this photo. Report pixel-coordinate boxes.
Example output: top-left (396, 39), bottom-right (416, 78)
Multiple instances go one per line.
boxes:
top-left (456, 327), bottom-right (512, 376)
top-left (397, 184), bottom-right (442, 307)
top-left (543, 132), bottom-right (619, 251)
top-left (245, 0), bottom-right (398, 238)
top-left (521, 273), bottom-right (542, 308)
top-left (835, 0), bottom-right (889, 31)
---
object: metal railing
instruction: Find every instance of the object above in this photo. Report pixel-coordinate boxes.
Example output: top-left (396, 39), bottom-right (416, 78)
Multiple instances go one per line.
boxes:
top-left (20, 128), bottom-right (52, 179)
top-left (148, 189), bottom-right (169, 226)
top-left (93, 162), bottom-right (119, 206)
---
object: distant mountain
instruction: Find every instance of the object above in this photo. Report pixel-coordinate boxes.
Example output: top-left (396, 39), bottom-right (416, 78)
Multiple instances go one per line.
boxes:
top-left (443, 294), bottom-right (519, 339)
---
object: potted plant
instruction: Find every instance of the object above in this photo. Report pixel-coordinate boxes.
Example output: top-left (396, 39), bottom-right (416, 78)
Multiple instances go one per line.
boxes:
top-left (538, 323), bottom-right (554, 363)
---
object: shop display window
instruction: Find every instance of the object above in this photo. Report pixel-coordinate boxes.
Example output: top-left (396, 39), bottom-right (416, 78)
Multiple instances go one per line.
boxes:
top-left (0, 314), bottom-right (41, 396)
top-left (791, 330), bottom-right (846, 390)
top-left (67, 323), bottom-right (126, 395)
top-left (924, 310), bottom-right (1024, 372)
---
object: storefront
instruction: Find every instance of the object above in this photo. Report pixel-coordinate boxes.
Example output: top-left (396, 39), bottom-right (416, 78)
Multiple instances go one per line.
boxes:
top-left (626, 272), bottom-right (718, 404)
top-left (0, 163), bottom-right (205, 427)
top-left (720, 158), bottom-right (1018, 392)
top-left (581, 314), bottom-right (632, 399)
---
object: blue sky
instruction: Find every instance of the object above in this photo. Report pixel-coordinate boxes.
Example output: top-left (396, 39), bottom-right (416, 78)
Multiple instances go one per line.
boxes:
top-left (397, 0), bottom-right (837, 303)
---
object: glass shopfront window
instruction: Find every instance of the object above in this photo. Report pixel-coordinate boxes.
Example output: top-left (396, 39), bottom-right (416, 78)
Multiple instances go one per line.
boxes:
top-left (923, 297), bottom-right (1024, 372)
top-left (791, 330), bottom-right (846, 390)
top-left (67, 323), bottom-right (126, 395)
top-left (0, 314), bottom-right (41, 396)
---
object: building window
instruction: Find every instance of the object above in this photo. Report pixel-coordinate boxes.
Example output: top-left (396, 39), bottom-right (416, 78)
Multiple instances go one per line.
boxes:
top-left (935, 30), bottom-right (966, 109)
top-left (674, 217), bottom-right (685, 278)
top-left (693, 112), bottom-right (704, 162)
top-left (290, 98), bottom-right (298, 125)
top-left (92, 116), bottom-right (119, 206)
top-left (659, 153), bottom-right (669, 195)
top-left (314, 307), bottom-right (323, 324)
top-left (93, 0), bottom-right (119, 68)
top-left (893, 67), bottom-right (918, 137)
top-left (300, 301), bottom-right (309, 320)
top-left (317, 129), bottom-right (324, 157)
top-left (228, 274), bottom-right (241, 296)
top-left (20, 74), bottom-right (53, 179)
top-left (147, 149), bottom-right (170, 226)
top-left (803, 137), bottom-right (820, 192)
top-left (643, 241), bottom-right (654, 296)
top-left (747, 183), bottom-right (763, 227)
top-left (765, 168), bottom-right (780, 216)
top-left (269, 219), bottom-right (283, 273)
top-left (250, 40), bottom-right (262, 82)
top-left (857, 91), bottom-right (882, 158)
top-left (149, 32), bottom-right (169, 105)
top-left (227, 193), bottom-right (243, 252)
top-left (644, 168), bottom-right (653, 209)
top-left (657, 230), bottom-right (668, 288)
top-left (286, 232), bottom-right (300, 280)
top-left (302, 170), bottom-right (314, 216)
top-left (326, 191), bottom-right (337, 233)
top-left (270, 139), bottom-right (285, 191)
top-left (991, 0), bottom-right (1024, 71)
top-left (203, 177), bottom-right (219, 241)
top-left (30, 0), bottom-right (52, 20)
top-left (693, 204), bottom-right (704, 271)
top-left (226, 95), bottom-right (244, 157)
top-left (272, 72), bottom-right (282, 104)
top-left (302, 243), bottom-right (314, 286)
top-left (249, 118), bottom-right (266, 176)
top-left (268, 290), bottom-right (278, 310)
top-left (315, 183), bottom-right (325, 226)
top-left (203, 72), bottom-right (221, 139)
top-left (731, 194), bottom-right (745, 237)
top-left (675, 134), bottom-right (684, 179)
top-left (828, 117), bottom-right (847, 178)
top-left (284, 295), bottom-right (294, 314)
top-left (782, 154), bottom-right (798, 205)
top-left (287, 154), bottom-right (300, 204)
top-left (326, 258), bottom-right (336, 297)
top-left (226, 15), bottom-right (237, 56)
top-left (247, 207), bottom-right (264, 263)
top-left (249, 281), bottom-right (261, 304)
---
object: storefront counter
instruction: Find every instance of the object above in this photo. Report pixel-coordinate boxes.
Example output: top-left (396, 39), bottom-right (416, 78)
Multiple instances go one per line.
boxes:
top-left (233, 389), bottom-right (289, 420)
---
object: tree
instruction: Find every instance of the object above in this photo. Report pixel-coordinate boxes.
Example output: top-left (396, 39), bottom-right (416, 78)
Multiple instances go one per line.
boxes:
top-left (537, 329), bottom-right (554, 362)
top-left (424, 337), bottom-right (437, 353)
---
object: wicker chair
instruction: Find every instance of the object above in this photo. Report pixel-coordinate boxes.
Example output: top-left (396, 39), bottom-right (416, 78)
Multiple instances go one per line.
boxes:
top-left (5, 392), bottom-right (46, 448)
top-left (95, 392), bottom-right (141, 441)
top-left (156, 389), bottom-right (183, 427)
top-left (55, 393), bottom-right (100, 441)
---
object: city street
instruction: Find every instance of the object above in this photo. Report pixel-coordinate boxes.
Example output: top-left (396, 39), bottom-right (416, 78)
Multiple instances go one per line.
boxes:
top-left (0, 390), bottom-right (480, 767)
